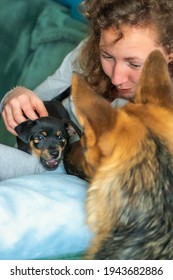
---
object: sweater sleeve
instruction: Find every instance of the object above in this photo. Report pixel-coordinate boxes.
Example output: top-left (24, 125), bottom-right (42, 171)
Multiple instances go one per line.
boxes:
top-left (34, 40), bottom-right (85, 100)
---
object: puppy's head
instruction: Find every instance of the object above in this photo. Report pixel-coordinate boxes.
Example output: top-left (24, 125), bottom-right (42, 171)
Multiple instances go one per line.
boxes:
top-left (71, 50), bottom-right (173, 179)
top-left (15, 116), bottom-right (79, 170)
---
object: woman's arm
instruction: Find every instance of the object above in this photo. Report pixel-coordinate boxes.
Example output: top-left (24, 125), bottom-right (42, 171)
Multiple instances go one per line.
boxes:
top-left (34, 40), bottom-right (84, 100)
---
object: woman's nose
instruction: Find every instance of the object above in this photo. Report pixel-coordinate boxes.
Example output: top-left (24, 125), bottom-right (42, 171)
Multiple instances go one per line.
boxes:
top-left (111, 63), bottom-right (128, 86)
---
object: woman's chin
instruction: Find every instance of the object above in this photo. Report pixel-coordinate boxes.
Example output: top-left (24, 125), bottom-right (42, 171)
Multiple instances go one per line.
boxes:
top-left (117, 90), bottom-right (135, 100)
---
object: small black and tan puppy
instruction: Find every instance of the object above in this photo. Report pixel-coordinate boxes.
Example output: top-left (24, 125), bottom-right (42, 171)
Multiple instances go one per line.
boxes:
top-left (15, 89), bottom-right (81, 171)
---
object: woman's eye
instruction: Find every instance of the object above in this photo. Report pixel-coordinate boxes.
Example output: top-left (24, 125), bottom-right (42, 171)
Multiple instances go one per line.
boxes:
top-left (129, 62), bottom-right (142, 69)
top-left (100, 52), bottom-right (113, 60)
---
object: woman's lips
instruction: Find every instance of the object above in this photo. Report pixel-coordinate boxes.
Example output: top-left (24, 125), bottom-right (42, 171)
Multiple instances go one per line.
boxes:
top-left (116, 87), bottom-right (135, 99)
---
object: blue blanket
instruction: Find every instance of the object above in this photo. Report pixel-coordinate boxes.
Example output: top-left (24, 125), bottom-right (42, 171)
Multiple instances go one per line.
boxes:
top-left (0, 165), bottom-right (92, 260)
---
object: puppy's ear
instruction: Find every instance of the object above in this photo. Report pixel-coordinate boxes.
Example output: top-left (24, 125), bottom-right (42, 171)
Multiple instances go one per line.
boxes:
top-left (71, 73), bottom-right (115, 147)
top-left (15, 119), bottom-right (36, 143)
top-left (64, 120), bottom-right (81, 137)
top-left (135, 50), bottom-right (173, 107)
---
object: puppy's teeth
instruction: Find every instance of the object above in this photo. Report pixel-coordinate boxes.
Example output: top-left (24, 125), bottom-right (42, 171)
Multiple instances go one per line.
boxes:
top-left (46, 160), bottom-right (58, 166)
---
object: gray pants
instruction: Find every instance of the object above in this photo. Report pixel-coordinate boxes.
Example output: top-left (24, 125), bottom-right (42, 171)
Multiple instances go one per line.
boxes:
top-left (0, 144), bottom-right (46, 181)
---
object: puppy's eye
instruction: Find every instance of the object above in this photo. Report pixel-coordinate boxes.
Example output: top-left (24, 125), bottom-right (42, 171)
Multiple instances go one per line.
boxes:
top-left (56, 131), bottom-right (65, 141)
top-left (34, 134), bottom-right (45, 143)
top-left (57, 133), bottom-right (64, 140)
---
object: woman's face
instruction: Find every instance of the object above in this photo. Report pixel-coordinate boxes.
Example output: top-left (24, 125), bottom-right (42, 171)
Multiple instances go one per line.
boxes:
top-left (99, 26), bottom-right (169, 100)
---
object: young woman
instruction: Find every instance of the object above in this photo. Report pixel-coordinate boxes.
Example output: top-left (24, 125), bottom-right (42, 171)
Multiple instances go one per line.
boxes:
top-left (1, 0), bottom-right (173, 180)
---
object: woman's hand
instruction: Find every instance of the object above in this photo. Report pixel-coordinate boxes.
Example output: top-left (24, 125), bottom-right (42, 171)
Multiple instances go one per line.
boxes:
top-left (1, 87), bottom-right (48, 135)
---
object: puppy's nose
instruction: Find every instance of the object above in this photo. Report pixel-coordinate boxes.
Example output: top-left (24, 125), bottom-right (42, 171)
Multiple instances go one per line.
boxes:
top-left (50, 150), bottom-right (59, 158)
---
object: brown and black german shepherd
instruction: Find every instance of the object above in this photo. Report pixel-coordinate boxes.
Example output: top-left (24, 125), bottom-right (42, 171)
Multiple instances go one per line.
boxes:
top-left (71, 50), bottom-right (173, 259)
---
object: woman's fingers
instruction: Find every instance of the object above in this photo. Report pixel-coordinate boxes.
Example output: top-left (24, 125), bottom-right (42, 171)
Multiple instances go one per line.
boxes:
top-left (1, 87), bottom-right (48, 135)
top-left (2, 109), bottom-right (18, 136)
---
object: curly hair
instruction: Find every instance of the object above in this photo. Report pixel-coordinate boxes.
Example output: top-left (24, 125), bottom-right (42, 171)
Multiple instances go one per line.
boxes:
top-left (78, 0), bottom-right (173, 101)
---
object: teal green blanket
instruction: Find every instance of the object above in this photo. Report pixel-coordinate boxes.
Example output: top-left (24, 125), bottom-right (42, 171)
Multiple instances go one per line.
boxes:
top-left (0, 0), bottom-right (86, 95)
top-left (0, 0), bottom-right (87, 146)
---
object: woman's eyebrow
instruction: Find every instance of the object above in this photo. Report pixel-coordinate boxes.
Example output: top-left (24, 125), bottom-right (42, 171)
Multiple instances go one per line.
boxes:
top-left (125, 56), bottom-right (139, 59)
top-left (99, 45), bottom-right (106, 50)
top-left (99, 48), bottom-right (111, 54)
top-left (125, 57), bottom-right (143, 62)
top-left (99, 46), bottom-right (144, 61)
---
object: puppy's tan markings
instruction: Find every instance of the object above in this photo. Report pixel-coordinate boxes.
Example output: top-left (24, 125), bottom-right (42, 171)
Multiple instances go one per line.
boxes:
top-left (29, 141), bottom-right (42, 158)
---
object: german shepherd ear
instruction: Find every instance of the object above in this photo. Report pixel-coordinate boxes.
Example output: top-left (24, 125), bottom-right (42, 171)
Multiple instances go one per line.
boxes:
top-left (15, 119), bottom-right (37, 143)
top-left (71, 73), bottom-right (115, 147)
top-left (135, 50), bottom-right (173, 107)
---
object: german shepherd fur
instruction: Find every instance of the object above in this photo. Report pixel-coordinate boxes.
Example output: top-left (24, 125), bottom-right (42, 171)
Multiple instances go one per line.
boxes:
top-left (71, 50), bottom-right (173, 259)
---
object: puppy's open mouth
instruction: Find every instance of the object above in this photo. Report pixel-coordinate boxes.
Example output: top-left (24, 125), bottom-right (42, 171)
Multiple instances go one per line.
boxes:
top-left (41, 158), bottom-right (61, 170)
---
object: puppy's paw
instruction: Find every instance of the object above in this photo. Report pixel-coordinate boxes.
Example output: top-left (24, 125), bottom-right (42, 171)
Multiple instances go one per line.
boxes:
top-left (63, 140), bottom-right (88, 181)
